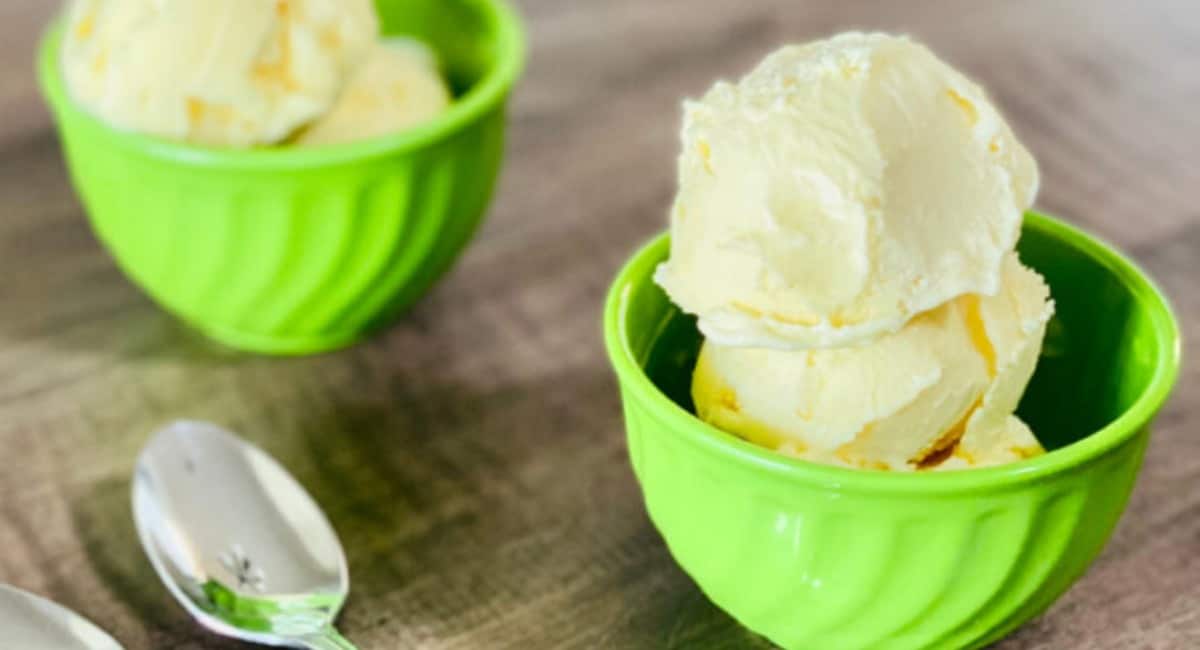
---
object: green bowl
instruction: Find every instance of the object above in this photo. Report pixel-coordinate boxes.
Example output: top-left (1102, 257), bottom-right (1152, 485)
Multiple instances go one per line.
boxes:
top-left (38, 0), bottom-right (525, 355)
top-left (604, 212), bottom-right (1181, 650)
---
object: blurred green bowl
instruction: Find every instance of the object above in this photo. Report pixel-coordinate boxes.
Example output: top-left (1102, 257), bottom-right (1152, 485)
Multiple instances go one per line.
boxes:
top-left (38, 0), bottom-right (525, 355)
top-left (604, 212), bottom-right (1180, 650)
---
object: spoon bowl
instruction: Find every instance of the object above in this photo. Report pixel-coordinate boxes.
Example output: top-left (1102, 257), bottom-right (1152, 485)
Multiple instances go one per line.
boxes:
top-left (132, 420), bottom-right (357, 649)
top-left (0, 584), bottom-right (124, 649)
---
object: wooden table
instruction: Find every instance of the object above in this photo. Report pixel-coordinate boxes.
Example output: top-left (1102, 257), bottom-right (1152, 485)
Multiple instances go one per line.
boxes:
top-left (1, 1), bottom-right (1196, 648)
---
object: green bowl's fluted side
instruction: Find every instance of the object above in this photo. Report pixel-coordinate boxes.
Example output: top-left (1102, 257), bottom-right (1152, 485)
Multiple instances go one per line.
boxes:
top-left (54, 109), bottom-right (506, 354)
top-left (624, 385), bottom-right (1147, 649)
top-left (38, 0), bottom-right (525, 355)
top-left (605, 213), bottom-right (1181, 650)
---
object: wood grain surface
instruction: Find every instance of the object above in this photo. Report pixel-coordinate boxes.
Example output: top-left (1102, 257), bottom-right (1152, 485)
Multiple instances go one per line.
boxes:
top-left (1, 0), bottom-right (1197, 648)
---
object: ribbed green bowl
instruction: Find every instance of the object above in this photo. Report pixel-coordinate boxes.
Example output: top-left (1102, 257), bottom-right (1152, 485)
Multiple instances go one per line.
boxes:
top-left (38, 0), bottom-right (525, 355)
top-left (604, 212), bottom-right (1181, 650)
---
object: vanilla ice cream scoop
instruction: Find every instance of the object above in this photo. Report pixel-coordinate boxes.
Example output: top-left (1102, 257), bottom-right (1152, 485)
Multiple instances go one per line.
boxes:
top-left (61, 0), bottom-right (378, 146)
top-left (296, 38), bottom-right (451, 146)
top-left (692, 254), bottom-right (1053, 471)
top-left (657, 33), bottom-right (1039, 350)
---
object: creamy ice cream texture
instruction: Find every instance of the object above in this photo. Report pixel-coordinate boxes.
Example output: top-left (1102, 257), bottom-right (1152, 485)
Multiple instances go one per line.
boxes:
top-left (693, 255), bottom-right (1053, 471)
top-left (296, 38), bottom-right (451, 146)
top-left (673, 33), bottom-right (1053, 471)
top-left (656, 32), bottom-right (1039, 351)
top-left (61, 0), bottom-right (380, 146)
top-left (61, 0), bottom-right (452, 148)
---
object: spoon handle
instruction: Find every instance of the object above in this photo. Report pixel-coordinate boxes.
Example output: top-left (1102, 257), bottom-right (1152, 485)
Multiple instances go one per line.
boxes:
top-left (295, 628), bottom-right (358, 650)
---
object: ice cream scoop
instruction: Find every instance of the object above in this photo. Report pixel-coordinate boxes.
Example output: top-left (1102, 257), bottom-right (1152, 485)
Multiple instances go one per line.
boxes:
top-left (61, 0), bottom-right (378, 146)
top-left (296, 38), bottom-right (451, 146)
top-left (693, 254), bottom-right (1053, 471)
top-left (656, 32), bottom-right (1039, 350)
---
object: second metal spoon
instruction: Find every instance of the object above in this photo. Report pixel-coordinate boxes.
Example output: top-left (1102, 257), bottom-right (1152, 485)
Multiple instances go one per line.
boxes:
top-left (0, 584), bottom-right (124, 649)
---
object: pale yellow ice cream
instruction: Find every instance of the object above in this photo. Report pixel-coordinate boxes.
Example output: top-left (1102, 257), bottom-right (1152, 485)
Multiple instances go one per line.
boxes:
top-left (61, 0), bottom-right (379, 146)
top-left (957, 254), bottom-right (1056, 460)
top-left (296, 38), bottom-right (452, 146)
top-left (693, 254), bottom-right (1053, 471)
top-left (932, 416), bottom-right (1043, 471)
top-left (656, 32), bottom-right (1039, 351)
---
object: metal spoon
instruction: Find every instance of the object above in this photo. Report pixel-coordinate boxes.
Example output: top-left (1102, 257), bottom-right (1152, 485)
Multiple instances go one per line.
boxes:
top-left (132, 420), bottom-right (357, 649)
top-left (0, 584), bottom-right (124, 649)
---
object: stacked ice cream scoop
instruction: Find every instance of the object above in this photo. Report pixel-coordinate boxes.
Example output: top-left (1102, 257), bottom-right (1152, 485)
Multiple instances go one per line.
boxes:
top-left (656, 33), bottom-right (1055, 471)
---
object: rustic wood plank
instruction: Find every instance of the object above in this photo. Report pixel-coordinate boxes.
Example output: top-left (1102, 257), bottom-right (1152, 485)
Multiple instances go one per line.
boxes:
top-left (0, 0), bottom-right (1197, 648)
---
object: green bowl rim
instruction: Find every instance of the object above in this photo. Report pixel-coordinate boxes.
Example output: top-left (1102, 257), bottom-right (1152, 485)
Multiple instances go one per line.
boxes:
top-left (604, 211), bottom-right (1182, 494)
top-left (37, 0), bottom-right (526, 169)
